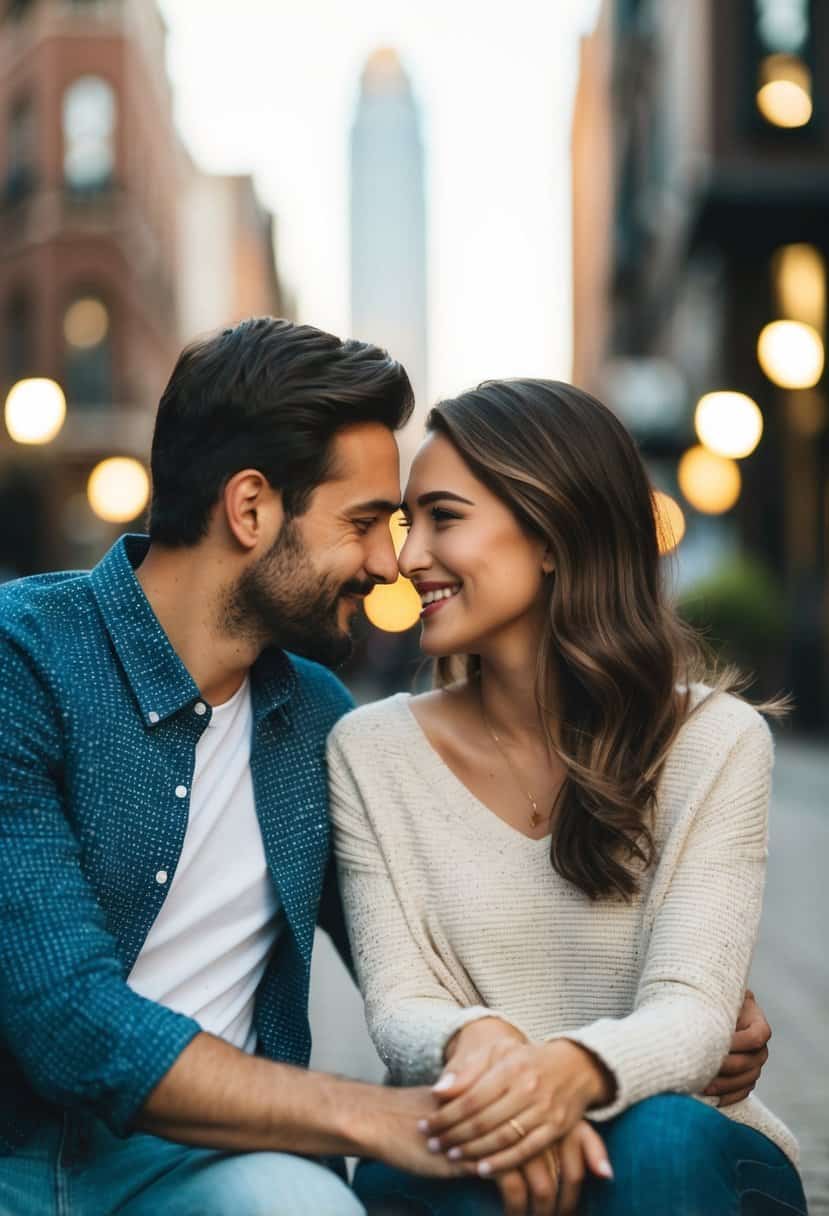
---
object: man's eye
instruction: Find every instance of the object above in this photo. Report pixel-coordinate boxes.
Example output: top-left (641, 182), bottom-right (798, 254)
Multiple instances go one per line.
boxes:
top-left (354, 518), bottom-right (377, 534)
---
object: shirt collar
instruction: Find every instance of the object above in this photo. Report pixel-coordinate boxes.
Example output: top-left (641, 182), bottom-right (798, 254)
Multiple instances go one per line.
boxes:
top-left (90, 534), bottom-right (297, 729)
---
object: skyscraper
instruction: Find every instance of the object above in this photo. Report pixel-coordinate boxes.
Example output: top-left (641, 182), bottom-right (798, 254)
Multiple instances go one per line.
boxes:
top-left (350, 48), bottom-right (428, 464)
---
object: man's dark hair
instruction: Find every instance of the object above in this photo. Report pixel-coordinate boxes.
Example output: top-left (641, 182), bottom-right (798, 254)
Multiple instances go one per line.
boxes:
top-left (148, 316), bottom-right (414, 546)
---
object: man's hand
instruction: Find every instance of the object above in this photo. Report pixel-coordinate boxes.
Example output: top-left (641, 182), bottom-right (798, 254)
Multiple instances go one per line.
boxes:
top-left (421, 1039), bottom-right (611, 1173)
top-left (703, 989), bottom-right (771, 1107)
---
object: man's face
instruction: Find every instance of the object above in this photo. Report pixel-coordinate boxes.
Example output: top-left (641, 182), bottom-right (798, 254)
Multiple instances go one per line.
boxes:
top-left (226, 422), bottom-right (401, 666)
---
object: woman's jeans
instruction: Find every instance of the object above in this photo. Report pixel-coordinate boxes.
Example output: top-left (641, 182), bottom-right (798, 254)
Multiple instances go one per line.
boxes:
top-left (354, 1094), bottom-right (808, 1216)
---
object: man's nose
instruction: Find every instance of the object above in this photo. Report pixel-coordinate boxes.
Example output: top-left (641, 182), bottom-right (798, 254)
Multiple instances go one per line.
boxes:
top-left (365, 528), bottom-right (400, 586)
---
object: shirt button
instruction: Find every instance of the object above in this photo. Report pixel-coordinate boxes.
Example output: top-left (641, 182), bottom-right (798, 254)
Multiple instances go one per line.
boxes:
top-left (148, 711), bottom-right (160, 724)
top-left (155, 870), bottom-right (168, 885)
top-left (194, 701), bottom-right (207, 716)
top-left (175, 785), bottom-right (188, 799)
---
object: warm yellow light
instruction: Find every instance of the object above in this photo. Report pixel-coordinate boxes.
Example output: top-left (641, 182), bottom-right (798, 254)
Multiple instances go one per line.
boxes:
top-left (678, 446), bottom-right (741, 515)
top-left (756, 55), bottom-right (812, 128)
top-left (653, 491), bottom-right (686, 555)
top-left (773, 244), bottom-right (825, 332)
top-left (757, 320), bottom-right (824, 388)
top-left (389, 510), bottom-right (409, 557)
top-left (4, 377), bottom-right (67, 444)
top-left (694, 392), bottom-right (763, 459)
top-left (87, 457), bottom-right (150, 523)
top-left (364, 576), bottom-right (422, 633)
top-left (64, 298), bottom-right (109, 349)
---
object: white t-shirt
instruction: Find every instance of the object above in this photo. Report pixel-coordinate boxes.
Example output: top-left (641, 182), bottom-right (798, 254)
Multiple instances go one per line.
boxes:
top-left (128, 676), bottom-right (283, 1053)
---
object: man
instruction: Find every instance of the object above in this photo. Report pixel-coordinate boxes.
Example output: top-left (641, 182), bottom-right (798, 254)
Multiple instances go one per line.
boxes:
top-left (0, 318), bottom-right (771, 1215)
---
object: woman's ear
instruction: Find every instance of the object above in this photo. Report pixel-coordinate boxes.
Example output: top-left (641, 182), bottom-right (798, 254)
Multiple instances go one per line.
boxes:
top-left (541, 548), bottom-right (555, 576)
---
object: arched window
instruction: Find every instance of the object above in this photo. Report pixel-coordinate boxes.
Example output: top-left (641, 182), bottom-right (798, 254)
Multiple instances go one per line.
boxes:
top-left (63, 295), bottom-right (113, 406)
top-left (62, 76), bottom-right (116, 193)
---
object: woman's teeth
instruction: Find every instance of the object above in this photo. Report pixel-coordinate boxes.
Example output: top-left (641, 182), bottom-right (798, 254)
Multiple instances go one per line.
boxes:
top-left (420, 586), bottom-right (461, 606)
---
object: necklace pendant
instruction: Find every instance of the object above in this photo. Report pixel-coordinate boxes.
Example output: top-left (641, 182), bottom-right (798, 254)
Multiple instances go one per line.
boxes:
top-left (530, 809), bottom-right (541, 828)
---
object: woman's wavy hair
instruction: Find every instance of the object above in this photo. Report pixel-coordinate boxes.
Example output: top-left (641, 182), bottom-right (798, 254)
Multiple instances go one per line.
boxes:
top-left (427, 379), bottom-right (785, 901)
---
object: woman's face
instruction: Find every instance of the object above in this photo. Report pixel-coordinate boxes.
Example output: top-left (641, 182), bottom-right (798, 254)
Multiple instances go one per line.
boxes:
top-left (398, 432), bottom-right (551, 657)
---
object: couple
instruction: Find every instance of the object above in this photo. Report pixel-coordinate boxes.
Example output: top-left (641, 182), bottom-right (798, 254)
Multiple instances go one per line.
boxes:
top-left (0, 318), bottom-right (806, 1216)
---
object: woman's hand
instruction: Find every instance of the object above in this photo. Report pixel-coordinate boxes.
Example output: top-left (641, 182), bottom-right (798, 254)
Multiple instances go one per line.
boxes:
top-left (494, 1121), bottom-right (613, 1216)
top-left (423, 1039), bottom-right (613, 1173)
top-left (703, 989), bottom-right (772, 1106)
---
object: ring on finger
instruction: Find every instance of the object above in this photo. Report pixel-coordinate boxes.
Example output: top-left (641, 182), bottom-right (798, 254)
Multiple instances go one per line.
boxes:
top-left (508, 1117), bottom-right (528, 1143)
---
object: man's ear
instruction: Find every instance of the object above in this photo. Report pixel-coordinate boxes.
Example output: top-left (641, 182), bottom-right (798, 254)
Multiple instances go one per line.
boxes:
top-left (222, 469), bottom-right (284, 552)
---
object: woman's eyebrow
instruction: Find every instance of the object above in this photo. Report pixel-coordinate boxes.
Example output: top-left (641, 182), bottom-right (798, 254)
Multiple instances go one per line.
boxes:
top-left (400, 491), bottom-right (475, 512)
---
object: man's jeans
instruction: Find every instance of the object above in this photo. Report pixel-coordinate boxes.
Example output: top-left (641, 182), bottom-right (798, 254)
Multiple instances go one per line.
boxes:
top-left (354, 1094), bottom-right (808, 1216)
top-left (0, 1113), bottom-right (365, 1215)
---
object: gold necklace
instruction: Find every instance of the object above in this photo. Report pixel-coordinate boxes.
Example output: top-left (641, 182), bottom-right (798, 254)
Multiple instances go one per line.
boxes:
top-left (480, 700), bottom-right (544, 830)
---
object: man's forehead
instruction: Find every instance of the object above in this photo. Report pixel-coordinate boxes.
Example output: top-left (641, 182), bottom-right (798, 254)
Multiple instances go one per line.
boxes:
top-left (325, 423), bottom-right (401, 501)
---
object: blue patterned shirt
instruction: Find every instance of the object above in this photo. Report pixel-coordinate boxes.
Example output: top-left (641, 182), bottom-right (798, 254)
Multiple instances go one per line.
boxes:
top-left (0, 535), bottom-right (353, 1154)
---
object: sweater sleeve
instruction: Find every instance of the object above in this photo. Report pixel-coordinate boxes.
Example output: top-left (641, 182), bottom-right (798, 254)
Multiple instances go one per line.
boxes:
top-left (327, 727), bottom-right (519, 1084)
top-left (552, 716), bottom-right (773, 1120)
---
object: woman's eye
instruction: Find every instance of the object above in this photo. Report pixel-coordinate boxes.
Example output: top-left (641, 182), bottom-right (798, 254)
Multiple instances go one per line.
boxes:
top-left (431, 507), bottom-right (460, 524)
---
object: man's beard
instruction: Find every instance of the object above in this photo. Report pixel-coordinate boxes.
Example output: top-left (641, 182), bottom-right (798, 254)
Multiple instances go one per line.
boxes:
top-left (223, 520), bottom-right (372, 668)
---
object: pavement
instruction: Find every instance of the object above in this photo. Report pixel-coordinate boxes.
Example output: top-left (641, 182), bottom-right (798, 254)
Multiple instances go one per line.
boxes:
top-left (309, 732), bottom-right (829, 1211)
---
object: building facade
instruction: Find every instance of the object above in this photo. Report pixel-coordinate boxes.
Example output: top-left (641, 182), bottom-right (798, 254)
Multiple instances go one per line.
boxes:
top-left (572, 0), bottom-right (829, 728)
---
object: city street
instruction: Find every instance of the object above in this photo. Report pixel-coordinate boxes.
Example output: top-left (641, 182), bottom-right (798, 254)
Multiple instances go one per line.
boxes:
top-left (310, 732), bottom-right (829, 1211)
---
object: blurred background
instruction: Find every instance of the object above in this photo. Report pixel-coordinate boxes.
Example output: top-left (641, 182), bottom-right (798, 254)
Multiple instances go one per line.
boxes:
top-left (0, 0), bottom-right (826, 1207)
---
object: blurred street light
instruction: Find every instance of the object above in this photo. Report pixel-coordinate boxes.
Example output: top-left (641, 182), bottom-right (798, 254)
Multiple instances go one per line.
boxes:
top-left (87, 457), bottom-right (149, 523)
top-left (653, 491), bottom-right (686, 555)
top-left (694, 391), bottom-right (763, 459)
top-left (64, 298), bottom-right (110, 349)
top-left (773, 244), bottom-right (825, 332)
top-left (678, 446), bottom-right (741, 515)
top-left (4, 378), bottom-right (67, 445)
top-left (757, 320), bottom-right (824, 388)
top-left (756, 54), bottom-right (813, 128)
top-left (364, 576), bottom-right (422, 633)
top-left (364, 510), bottom-right (421, 632)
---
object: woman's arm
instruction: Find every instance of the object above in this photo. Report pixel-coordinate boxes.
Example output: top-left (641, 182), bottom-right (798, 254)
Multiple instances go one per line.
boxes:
top-left (327, 728), bottom-right (523, 1084)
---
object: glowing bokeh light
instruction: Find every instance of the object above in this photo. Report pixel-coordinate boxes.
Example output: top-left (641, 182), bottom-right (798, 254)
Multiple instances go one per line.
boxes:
top-left (4, 378), bottom-right (67, 444)
top-left (64, 298), bottom-right (109, 349)
top-left (364, 576), bottom-right (422, 633)
top-left (653, 491), bottom-right (686, 555)
top-left (694, 392), bottom-right (763, 459)
top-left (773, 244), bottom-right (825, 332)
top-left (678, 446), bottom-right (741, 515)
top-left (87, 457), bottom-right (150, 523)
top-left (756, 54), bottom-right (812, 128)
top-left (757, 320), bottom-right (824, 389)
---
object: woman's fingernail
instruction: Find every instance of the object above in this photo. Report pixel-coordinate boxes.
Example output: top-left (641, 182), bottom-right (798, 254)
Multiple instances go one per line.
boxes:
top-left (598, 1160), bottom-right (614, 1179)
top-left (417, 1119), bottom-right (429, 1134)
top-left (447, 1147), bottom-right (463, 1161)
top-left (433, 1073), bottom-right (455, 1093)
top-left (427, 1137), bottom-right (441, 1153)
top-left (478, 1161), bottom-right (492, 1177)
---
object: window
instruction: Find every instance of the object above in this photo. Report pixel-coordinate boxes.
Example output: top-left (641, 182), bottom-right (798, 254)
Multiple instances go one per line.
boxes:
top-left (62, 76), bottom-right (116, 192)
top-left (63, 295), bottom-right (113, 406)
top-left (6, 95), bottom-right (36, 203)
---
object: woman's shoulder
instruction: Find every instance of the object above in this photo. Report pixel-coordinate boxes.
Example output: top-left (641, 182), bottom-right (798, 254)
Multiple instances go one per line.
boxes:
top-left (326, 691), bottom-right (411, 756)
top-left (669, 683), bottom-right (774, 773)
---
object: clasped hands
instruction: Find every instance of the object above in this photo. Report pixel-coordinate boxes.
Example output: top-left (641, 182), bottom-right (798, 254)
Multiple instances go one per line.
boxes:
top-left (417, 991), bottom-right (772, 1216)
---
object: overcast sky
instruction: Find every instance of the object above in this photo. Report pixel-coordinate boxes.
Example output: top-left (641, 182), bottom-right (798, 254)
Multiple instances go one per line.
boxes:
top-left (158, 0), bottom-right (600, 406)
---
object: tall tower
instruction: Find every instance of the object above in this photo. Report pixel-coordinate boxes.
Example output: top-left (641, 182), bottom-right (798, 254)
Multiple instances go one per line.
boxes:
top-left (350, 49), bottom-right (428, 464)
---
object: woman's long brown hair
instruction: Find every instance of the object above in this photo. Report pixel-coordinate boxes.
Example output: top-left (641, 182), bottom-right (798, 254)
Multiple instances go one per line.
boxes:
top-left (427, 379), bottom-right (785, 901)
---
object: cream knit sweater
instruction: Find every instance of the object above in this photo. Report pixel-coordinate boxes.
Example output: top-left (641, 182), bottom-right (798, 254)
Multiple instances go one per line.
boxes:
top-left (327, 685), bottom-right (798, 1165)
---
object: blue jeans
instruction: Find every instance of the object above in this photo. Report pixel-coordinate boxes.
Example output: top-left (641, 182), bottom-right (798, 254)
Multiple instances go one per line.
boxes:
top-left (353, 1095), bottom-right (808, 1215)
top-left (0, 1113), bottom-right (365, 1215)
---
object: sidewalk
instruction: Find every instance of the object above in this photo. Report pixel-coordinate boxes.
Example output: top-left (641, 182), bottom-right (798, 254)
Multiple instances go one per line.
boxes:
top-left (750, 734), bottom-right (829, 1213)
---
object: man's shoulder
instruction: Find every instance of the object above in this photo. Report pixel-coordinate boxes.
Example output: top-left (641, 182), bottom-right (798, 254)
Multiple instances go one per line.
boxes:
top-left (0, 569), bottom-right (95, 653)
top-left (285, 654), bottom-right (355, 730)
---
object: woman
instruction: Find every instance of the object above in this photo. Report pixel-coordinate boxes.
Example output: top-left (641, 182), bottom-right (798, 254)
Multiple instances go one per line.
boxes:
top-left (328, 380), bottom-right (806, 1216)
